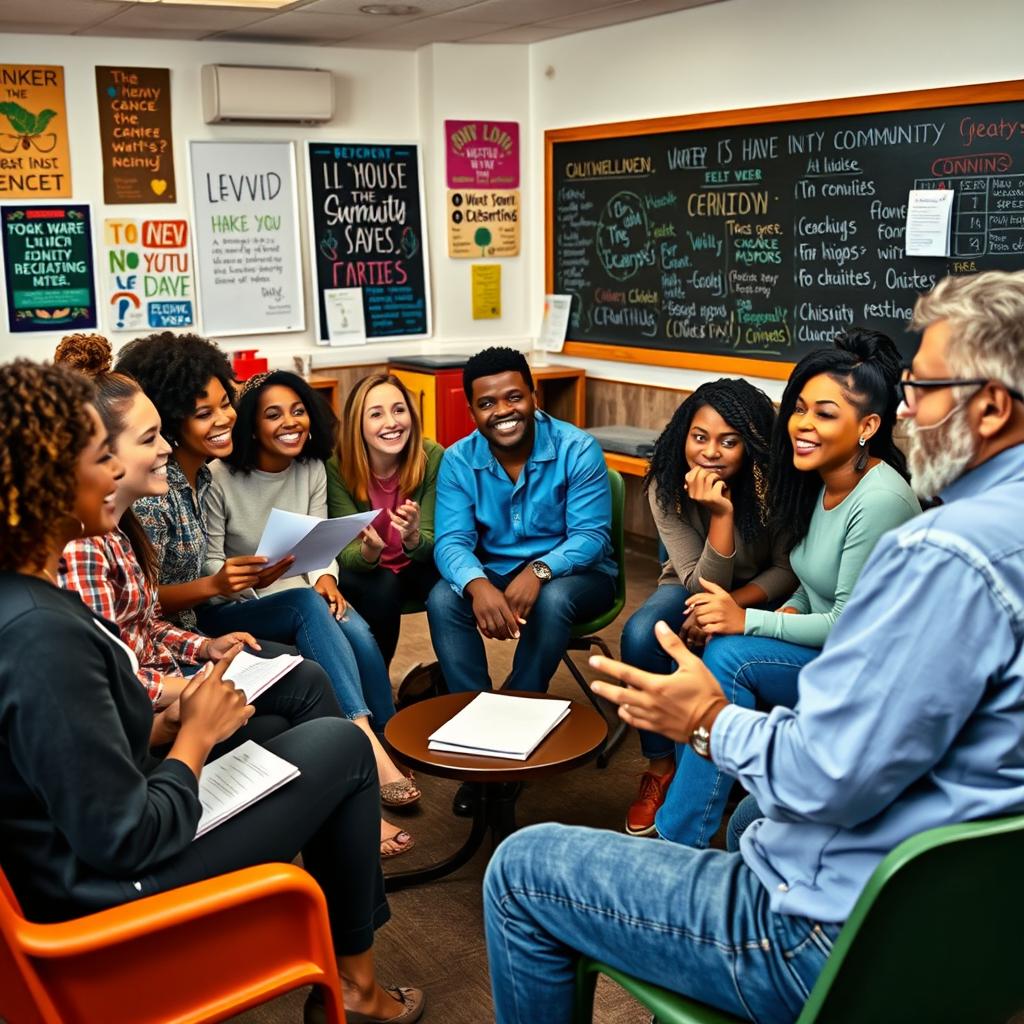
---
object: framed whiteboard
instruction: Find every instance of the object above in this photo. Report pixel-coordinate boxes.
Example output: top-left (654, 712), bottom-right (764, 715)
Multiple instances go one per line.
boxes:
top-left (188, 140), bottom-right (305, 337)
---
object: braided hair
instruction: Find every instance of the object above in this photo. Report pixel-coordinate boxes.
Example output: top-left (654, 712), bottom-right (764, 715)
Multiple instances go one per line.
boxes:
top-left (645, 378), bottom-right (776, 544)
top-left (769, 327), bottom-right (908, 548)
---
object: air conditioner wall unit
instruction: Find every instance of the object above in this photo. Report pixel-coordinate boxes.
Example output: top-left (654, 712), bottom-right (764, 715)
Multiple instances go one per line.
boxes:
top-left (201, 64), bottom-right (335, 124)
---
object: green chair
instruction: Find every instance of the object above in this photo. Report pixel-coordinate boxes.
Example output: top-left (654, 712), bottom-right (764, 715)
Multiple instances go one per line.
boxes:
top-left (561, 468), bottom-right (628, 768)
top-left (574, 812), bottom-right (1024, 1023)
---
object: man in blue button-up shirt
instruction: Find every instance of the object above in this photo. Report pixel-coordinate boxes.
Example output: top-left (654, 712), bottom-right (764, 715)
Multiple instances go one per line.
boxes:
top-left (483, 272), bottom-right (1024, 1024)
top-left (427, 347), bottom-right (616, 703)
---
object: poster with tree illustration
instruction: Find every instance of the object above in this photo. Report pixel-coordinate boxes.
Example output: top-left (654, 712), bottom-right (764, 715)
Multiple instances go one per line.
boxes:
top-left (0, 65), bottom-right (72, 199)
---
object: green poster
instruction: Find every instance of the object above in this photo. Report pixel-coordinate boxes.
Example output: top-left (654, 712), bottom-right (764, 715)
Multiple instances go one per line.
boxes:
top-left (2, 203), bottom-right (97, 332)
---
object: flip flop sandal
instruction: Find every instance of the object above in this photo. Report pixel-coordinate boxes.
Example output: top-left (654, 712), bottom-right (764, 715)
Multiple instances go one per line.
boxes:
top-left (380, 829), bottom-right (415, 860)
top-left (380, 777), bottom-right (421, 807)
top-left (346, 986), bottom-right (426, 1024)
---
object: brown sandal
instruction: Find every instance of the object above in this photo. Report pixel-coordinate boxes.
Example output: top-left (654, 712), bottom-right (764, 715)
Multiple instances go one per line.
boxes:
top-left (380, 826), bottom-right (415, 860)
top-left (380, 777), bottom-right (421, 807)
top-left (346, 986), bottom-right (425, 1024)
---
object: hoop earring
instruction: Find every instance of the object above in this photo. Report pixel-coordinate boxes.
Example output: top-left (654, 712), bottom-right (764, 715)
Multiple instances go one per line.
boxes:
top-left (855, 436), bottom-right (869, 472)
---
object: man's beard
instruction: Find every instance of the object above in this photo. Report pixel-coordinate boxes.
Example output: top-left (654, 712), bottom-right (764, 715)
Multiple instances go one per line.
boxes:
top-left (906, 402), bottom-right (977, 500)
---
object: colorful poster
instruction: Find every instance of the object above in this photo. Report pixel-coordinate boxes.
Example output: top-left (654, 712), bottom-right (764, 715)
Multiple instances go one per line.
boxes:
top-left (472, 264), bottom-right (501, 320)
top-left (104, 218), bottom-right (193, 332)
top-left (96, 67), bottom-right (176, 204)
top-left (445, 120), bottom-right (519, 189)
top-left (0, 65), bottom-right (71, 198)
top-left (448, 189), bottom-right (520, 258)
top-left (306, 141), bottom-right (430, 341)
top-left (189, 141), bottom-right (305, 337)
top-left (2, 204), bottom-right (96, 332)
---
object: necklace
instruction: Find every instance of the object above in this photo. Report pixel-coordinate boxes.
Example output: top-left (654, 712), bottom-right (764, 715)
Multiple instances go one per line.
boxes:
top-left (37, 567), bottom-right (58, 585)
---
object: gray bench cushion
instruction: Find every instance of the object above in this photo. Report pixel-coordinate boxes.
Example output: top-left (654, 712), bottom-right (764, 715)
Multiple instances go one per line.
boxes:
top-left (585, 425), bottom-right (659, 458)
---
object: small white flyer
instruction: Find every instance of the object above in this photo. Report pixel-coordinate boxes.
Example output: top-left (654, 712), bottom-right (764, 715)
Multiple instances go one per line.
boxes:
top-left (905, 189), bottom-right (954, 257)
top-left (324, 288), bottom-right (367, 346)
top-left (539, 294), bottom-right (573, 352)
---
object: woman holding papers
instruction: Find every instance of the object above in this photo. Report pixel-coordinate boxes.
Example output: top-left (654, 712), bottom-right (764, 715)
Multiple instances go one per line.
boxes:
top-left (327, 373), bottom-right (443, 668)
top-left (0, 359), bottom-right (425, 1024)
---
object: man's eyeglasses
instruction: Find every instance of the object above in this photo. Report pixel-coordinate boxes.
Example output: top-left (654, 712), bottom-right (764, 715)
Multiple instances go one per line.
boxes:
top-left (896, 370), bottom-right (1024, 412)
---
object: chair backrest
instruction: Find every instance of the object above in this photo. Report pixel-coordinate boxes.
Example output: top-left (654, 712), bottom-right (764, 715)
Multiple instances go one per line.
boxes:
top-left (797, 813), bottom-right (1024, 1023)
top-left (0, 866), bottom-right (59, 1024)
top-left (607, 468), bottom-right (626, 608)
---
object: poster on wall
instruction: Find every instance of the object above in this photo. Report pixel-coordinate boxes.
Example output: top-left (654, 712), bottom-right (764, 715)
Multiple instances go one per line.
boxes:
top-left (447, 189), bottom-right (520, 258)
top-left (104, 217), bottom-right (194, 332)
top-left (445, 120), bottom-right (519, 189)
top-left (0, 65), bottom-right (72, 199)
top-left (2, 204), bottom-right (97, 333)
top-left (306, 141), bottom-right (430, 342)
top-left (95, 67), bottom-right (176, 204)
top-left (189, 140), bottom-right (305, 337)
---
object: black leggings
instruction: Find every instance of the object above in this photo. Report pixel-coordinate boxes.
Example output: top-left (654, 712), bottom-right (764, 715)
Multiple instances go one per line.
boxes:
top-left (337, 560), bottom-right (439, 666)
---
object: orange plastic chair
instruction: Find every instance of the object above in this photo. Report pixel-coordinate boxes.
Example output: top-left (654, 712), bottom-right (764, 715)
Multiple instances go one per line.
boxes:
top-left (0, 861), bottom-right (346, 1024)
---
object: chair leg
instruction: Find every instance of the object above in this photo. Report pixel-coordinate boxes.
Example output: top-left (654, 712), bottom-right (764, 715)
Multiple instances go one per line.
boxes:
top-left (573, 956), bottom-right (599, 1024)
top-left (562, 640), bottom-right (628, 768)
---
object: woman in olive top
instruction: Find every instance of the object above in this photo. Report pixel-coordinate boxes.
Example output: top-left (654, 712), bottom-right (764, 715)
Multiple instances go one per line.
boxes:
top-left (327, 373), bottom-right (442, 668)
top-left (659, 329), bottom-right (921, 848)
top-left (619, 378), bottom-right (796, 836)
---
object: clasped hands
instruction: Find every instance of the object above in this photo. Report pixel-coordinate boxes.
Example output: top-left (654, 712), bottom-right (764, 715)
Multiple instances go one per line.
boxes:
top-left (590, 620), bottom-right (728, 744)
top-left (359, 500), bottom-right (421, 563)
top-left (466, 563), bottom-right (542, 641)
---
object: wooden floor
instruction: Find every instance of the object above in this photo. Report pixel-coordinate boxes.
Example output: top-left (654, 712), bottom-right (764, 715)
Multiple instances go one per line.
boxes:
top-left (233, 542), bottom-right (668, 1024)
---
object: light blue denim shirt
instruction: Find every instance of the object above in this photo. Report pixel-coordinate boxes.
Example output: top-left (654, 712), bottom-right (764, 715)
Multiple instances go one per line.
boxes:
top-left (434, 410), bottom-right (616, 596)
top-left (713, 442), bottom-right (1024, 923)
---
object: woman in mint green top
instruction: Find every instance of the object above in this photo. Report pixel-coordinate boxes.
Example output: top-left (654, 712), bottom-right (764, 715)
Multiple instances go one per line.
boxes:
top-left (657, 329), bottom-right (921, 847)
top-left (327, 373), bottom-right (443, 666)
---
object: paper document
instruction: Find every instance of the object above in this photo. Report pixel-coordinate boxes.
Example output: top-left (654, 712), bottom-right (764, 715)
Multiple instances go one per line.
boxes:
top-left (194, 740), bottom-right (300, 839)
top-left (324, 288), bottom-right (367, 346)
top-left (225, 650), bottom-right (303, 703)
top-left (256, 507), bottom-right (379, 580)
top-left (905, 189), bottom-right (954, 256)
top-left (428, 692), bottom-right (572, 760)
top-left (539, 294), bottom-right (573, 352)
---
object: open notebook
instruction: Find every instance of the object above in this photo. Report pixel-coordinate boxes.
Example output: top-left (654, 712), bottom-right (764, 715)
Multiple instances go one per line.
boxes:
top-left (226, 650), bottom-right (303, 703)
top-left (428, 692), bottom-right (571, 761)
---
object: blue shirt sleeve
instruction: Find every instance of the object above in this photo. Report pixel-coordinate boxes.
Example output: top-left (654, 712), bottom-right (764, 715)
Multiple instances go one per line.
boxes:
top-left (713, 528), bottom-right (1015, 828)
top-left (433, 448), bottom-right (487, 596)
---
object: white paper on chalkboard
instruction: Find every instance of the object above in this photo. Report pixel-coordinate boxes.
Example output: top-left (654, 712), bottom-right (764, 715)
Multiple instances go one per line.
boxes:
top-left (539, 294), bottom-right (572, 352)
top-left (188, 141), bottom-right (306, 337)
top-left (905, 189), bottom-right (954, 257)
top-left (325, 288), bottom-right (367, 346)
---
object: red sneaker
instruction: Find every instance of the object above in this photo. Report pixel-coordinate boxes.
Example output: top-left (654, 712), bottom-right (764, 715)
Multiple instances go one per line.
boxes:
top-left (625, 769), bottom-right (675, 836)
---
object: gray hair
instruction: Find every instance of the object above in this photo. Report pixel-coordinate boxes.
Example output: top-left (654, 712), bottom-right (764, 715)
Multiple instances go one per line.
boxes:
top-left (911, 271), bottom-right (1024, 395)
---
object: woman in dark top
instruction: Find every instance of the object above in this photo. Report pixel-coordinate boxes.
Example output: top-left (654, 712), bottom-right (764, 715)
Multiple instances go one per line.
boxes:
top-left (0, 360), bottom-right (424, 1024)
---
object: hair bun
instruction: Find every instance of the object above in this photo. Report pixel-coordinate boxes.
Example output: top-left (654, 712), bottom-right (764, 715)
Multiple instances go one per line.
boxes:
top-left (835, 327), bottom-right (902, 385)
top-left (54, 333), bottom-right (113, 377)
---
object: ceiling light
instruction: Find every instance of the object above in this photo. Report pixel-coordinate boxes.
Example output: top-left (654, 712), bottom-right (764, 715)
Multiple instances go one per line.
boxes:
top-left (105, 0), bottom-right (299, 9)
top-left (359, 4), bottom-right (422, 14)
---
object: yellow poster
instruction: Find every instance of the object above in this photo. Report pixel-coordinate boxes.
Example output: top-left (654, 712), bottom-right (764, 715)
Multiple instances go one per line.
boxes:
top-left (472, 264), bottom-right (501, 320)
top-left (0, 65), bottom-right (72, 198)
top-left (448, 189), bottom-right (520, 258)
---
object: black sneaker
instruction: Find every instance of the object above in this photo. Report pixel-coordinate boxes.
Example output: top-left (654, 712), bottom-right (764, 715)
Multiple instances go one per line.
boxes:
top-left (452, 781), bottom-right (481, 817)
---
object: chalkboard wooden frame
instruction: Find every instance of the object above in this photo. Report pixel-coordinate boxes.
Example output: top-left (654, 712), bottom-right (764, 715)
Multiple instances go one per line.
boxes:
top-left (546, 78), bottom-right (1024, 380)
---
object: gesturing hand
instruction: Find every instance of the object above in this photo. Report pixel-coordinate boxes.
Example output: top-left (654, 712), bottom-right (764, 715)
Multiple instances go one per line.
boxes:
top-left (589, 621), bottom-right (727, 743)
top-left (504, 565), bottom-right (542, 624)
top-left (685, 577), bottom-right (746, 636)
top-left (178, 645), bottom-right (254, 747)
top-left (314, 575), bottom-right (348, 620)
top-left (359, 526), bottom-right (386, 563)
top-left (202, 631), bottom-right (260, 661)
top-left (389, 500), bottom-right (421, 549)
top-left (684, 466), bottom-right (733, 517)
top-left (466, 578), bottom-right (521, 640)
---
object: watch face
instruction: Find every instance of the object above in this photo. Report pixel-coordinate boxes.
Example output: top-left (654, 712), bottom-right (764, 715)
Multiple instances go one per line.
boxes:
top-left (532, 561), bottom-right (552, 580)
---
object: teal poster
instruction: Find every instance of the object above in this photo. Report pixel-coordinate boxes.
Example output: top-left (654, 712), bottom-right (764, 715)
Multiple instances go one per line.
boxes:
top-left (2, 203), bottom-right (97, 332)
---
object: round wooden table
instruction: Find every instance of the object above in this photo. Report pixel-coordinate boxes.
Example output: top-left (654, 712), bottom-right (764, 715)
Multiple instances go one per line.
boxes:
top-left (383, 692), bottom-right (607, 891)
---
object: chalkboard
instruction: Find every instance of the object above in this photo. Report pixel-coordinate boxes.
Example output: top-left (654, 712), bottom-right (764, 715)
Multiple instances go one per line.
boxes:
top-left (546, 80), bottom-right (1024, 379)
top-left (307, 141), bottom-right (430, 342)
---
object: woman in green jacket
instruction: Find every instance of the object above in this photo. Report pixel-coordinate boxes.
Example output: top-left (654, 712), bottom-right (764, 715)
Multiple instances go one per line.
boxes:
top-left (327, 373), bottom-right (443, 667)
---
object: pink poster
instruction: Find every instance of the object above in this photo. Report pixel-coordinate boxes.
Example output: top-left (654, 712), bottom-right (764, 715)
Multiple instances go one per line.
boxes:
top-left (445, 119), bottom-right (519, 189)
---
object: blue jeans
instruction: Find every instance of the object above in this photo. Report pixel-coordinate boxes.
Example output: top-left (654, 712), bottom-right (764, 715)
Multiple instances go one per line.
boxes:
top-left (484, 823), bottom-right (840, 1024)
top-left (426, 568), bottom-right (616, 693)
top-left (197, 588), bottom-right (395, 730)
top-left (728, 795), bottom-right (764, 853)
top-left (620, 584), bottom-right (690, 760)
top-left (656, 634), bottom-right (819, 847)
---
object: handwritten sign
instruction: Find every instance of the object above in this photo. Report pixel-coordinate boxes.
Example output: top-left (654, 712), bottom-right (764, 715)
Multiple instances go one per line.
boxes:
top-left (446, 119), bottom-right (519, 188)
top-left (2, 204), bottom-right (96, 332)
top-left (0, 64), bottom-right (71, 198)
top-left (448, 189), bottom-right (520, 258)
top-left (104, 218), bottom-right (193, 332)
top-left (189, 141), bottom-right (305, 337)
top-left (471, 264), bottom-right (501, 320)
top-left (95, 67), bottom-right (175, 204)
top-left (306, 141), bottom-right (430, 341)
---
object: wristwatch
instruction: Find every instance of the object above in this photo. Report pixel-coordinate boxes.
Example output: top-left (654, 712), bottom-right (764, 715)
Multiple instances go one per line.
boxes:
top-left (531, 560), bottom-right (553, 581)
top-left (690, 725), bottom-right (712, 759)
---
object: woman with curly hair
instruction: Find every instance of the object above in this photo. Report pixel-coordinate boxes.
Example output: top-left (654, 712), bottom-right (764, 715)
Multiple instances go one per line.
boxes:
top-left (0, 359), bottom-right (425, 1024)
top-left (658, 329), bottom-right (921, 848)
top-left (618, 378), bottom-right (795, 837)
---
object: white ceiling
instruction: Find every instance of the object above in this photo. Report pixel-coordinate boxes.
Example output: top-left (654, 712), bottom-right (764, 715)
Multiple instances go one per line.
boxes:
top-left (0, 0), bottom-right (724, 49)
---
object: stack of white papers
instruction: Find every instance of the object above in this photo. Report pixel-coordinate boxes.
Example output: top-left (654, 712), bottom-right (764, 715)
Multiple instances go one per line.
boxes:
top-left (428, 692), bottom-right (571, 760)
top-left (256, 507), bottom-right (380, 580)
top-left (226, 650), bottom-right (303, 703)
top-left (194, 740), bottom-right (300, 839)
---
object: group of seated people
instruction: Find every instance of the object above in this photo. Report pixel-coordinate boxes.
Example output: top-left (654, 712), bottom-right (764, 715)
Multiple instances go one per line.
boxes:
top-left (1, 268), bottom-right (1023, 1024)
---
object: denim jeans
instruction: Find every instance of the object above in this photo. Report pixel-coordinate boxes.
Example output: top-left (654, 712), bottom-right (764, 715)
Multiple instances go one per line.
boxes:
top-left (656, 634), bottom-right (819, 846)
top-left (197, 587), bottom-right (395, 730)
top-left (728, 795), bottom-right (764, 853)
top-left (620, 584), bottom-right (691, 760)
top-left (425, 568), bottom-right (616, 693)
top-left (484, 823), bottom-right (840, 1024)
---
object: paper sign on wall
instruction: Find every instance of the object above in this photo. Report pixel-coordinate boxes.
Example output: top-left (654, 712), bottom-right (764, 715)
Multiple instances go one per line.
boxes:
top-left (448, 189), bottom-right (520, 258)
top-left (472, 264), bottom-right (501, 320)
top-left (2, 204), bottom-right (96, 332)
top-left (95, 67), bottom-right (176, 204)
top-left (0, 64), bottom-right (72, 198)
top-left (324, 287), bottom-right (366, 346)
top-left (104, 218), bottom-right (194, 332)
top-left (445, 120), bottom-right (519, 189)
top-left (540, 294), bottom-right (572, 352)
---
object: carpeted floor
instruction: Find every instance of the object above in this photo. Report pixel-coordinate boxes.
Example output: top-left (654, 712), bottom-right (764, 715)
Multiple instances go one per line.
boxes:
top-left (232, 542), bottom-right (691, 1024)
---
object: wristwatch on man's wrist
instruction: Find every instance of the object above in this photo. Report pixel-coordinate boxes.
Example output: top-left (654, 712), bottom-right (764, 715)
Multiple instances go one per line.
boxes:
top-left (690, 725), bottom-right (712, 759)
top-left (531, 560), bottom-right (553, 581)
